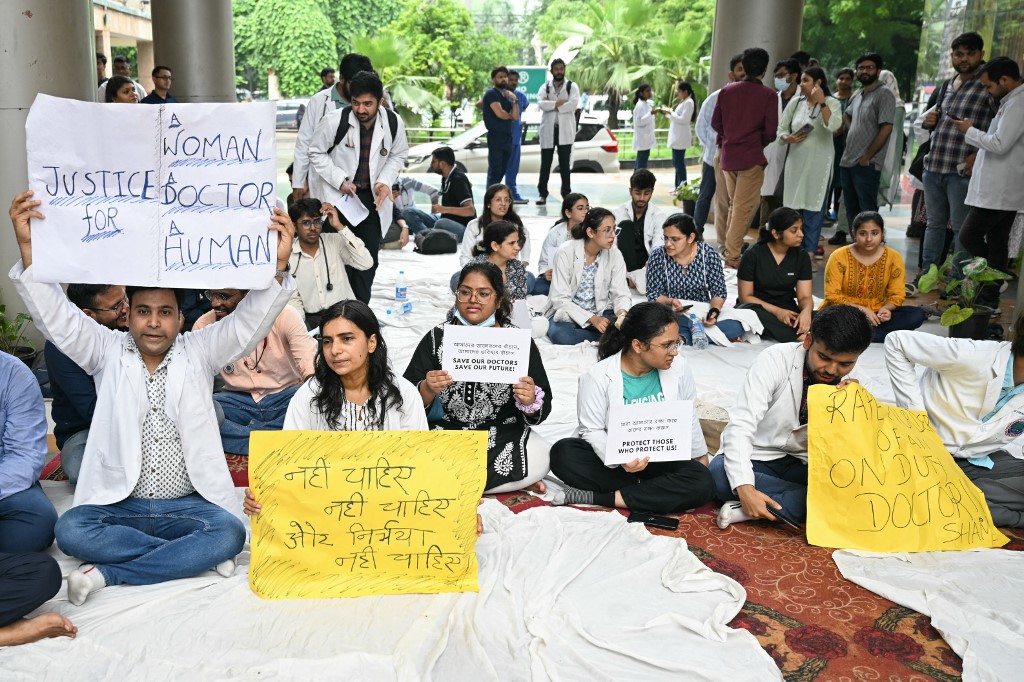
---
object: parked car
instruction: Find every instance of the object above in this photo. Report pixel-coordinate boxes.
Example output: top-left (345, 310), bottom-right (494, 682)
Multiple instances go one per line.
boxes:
top-left (275, 99), bottom-right (308, 130)
top-left (404, 116), bottom-right (619, 174)
top-left (583, 95), bottom-right (632, 127)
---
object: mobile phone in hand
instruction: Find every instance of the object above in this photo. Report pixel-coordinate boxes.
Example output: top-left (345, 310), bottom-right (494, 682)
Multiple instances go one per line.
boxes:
top-left (627, 512), bottom-right (680, 531)
top-left (764, 505), bottom-right (801, 530)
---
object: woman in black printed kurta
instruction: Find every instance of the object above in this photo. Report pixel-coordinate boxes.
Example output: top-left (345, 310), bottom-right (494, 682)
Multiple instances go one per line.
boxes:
top-left (404, 262), bottom-right (553, 493)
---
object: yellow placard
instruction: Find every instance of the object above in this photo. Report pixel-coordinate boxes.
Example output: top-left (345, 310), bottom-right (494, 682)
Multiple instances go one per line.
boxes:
top-left (248, 430), bottom-right (487, 599)
top-left (807, 383), bottom-right (1009, 552)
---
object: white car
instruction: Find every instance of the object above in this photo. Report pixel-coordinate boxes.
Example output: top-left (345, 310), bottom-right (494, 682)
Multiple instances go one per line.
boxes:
top-left (405, 117), bottom-right (619, 174)
top-left (583, 95), bottom-right (632, 127)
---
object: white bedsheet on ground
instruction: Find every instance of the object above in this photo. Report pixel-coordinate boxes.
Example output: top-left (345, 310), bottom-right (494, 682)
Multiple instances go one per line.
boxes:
top-left (3, 484), bottom-right (780, 681)
top-left (833, 549), bottom-right (1024, 681)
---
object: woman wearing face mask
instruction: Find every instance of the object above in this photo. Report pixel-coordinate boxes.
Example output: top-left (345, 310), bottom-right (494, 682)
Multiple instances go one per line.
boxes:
top-left (777, 66), bottom-right (842, 260)
top-left (737, 207), bottom-right (814, 342)
top-left (821, 211), bottom-right (925, 342)
top-left (104, 75), bottom-right (139, 103)
top-left (632, 84), bottom-right (655, 170)
top-left (544, 208), bottom-right (632, 346)
top-left (470, 220), bottom-right (529, 301)
top-left (532, 193), bottom-right (589, 296)
top-left (405, 262), bottom-right (553, 494)
top-left (548, 302), bottom-right (714, 514)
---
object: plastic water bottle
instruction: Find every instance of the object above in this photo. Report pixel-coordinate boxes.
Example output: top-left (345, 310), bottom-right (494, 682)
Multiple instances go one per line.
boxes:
top-left (387, 301), bottom-right (413, 317)
top-left (384, 309), bottom-right (393, 325)
top-left (689, 314), bottom-right (708, 350)
top-left (395, 271), bottom-right (408, 302)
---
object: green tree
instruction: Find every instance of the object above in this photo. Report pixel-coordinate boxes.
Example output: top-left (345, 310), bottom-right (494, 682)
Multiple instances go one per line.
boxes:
top-left (351, 33), bottom-right (443, 119)
top-left (322, 0), bottom-right (403, 61)
top-left (652, 25), bottom-right (711, 104)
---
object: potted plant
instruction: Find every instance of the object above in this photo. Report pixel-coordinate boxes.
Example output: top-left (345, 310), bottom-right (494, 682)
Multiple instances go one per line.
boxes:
top-left (673, 177), bottom-right (700, 216)
top-left (0, 292), bottom-right (37, 368)
top-left (917, 254), bottom-right (1011, 339)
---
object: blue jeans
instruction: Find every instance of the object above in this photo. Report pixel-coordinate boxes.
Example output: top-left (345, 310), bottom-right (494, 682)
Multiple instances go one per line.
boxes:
top-left (0, 483), bottom-right (57, 553)
top-left (214, 384), bottom-right (300, 455)
top-left (800, 209), bottom-right (827, 254)
top-left (547, 311), bottom-right (615, 345)
top-left (920, 170), bottom-right (970, 274)
top-left (693, 161), bottom-right (716, 232)
top-left (505, 144), bottom-right (523, 198)
top-left (487, 137), bottom-right (512, 189)
top-left (871, 306), bottom-right (927, 343)
top-left (672, 149), bottom-right (688, 190)
top-left (530, 277), bottom-right (551, 296)
top-left (55, 494), bottom-right (246, 586)
top-left (839, 165), bottom-right (882, 232)
top-left (710, 454), bottom-right (808, 522)
top-left (679, 317), bottom-right (745, 345)
top-left (634, 149), bottom-right (651, 170)
top-left (402, 208), bottom-right (467, 241)
top-left (60, 429), bottom-right (89, 485)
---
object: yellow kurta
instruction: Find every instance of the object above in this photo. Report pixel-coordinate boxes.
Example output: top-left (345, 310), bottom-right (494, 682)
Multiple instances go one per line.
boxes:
top-left (820, 246), bottom-right (906, 311)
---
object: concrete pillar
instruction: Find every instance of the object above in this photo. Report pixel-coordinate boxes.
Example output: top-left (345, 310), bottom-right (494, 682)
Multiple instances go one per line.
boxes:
top-left (98, 28), bottom-right (112, 83)
top-left (150, 0), bottom-right (236, 103)
top-left (709, 0), bottom-right (805, 92)
top-left (0, 1), bottom-right (94, 341)
top-left (137, 39), bottom-right (155, 95)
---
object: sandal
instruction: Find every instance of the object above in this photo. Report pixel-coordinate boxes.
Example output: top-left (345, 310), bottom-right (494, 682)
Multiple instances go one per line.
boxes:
top-left (905, 283), bottom-right (918, 298)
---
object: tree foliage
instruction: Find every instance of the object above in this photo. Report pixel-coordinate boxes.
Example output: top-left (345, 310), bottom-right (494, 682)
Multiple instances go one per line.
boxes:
top-left (321, 0), bottom-right (403, 60)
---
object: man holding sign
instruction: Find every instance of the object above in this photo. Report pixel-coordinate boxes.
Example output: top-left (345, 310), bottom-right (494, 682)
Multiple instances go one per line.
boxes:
top-left (8, 191), bottom-right (297, 605)
top-left (711, 305), bottom-right (872, 529)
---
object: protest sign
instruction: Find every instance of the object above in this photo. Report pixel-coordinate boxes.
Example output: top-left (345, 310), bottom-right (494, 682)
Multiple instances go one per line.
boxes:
top-left (249, 430), bottom-right (487, 600)
top-left (25, 94), bottom-right (277, 288)
top-left (604, 400), bottom-right (693, 465)
top-left (807, 383), bottom-right (1009, 552)
top-left (441, 325), bottom-right (531, 384)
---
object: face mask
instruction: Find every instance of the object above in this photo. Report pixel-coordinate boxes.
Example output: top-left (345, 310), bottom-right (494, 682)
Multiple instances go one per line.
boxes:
top-left (454, 309), bottom-right (496, 328)
top-left (775, 77), bottom-right (789, 92)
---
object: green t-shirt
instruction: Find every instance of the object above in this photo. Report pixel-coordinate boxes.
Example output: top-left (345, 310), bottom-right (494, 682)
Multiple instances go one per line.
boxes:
top-left (622, 369), bottom-right (664, 404)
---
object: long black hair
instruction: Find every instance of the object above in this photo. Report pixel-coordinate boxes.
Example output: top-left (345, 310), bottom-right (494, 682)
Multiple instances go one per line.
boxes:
top-left (802, 66), bottom-right (833, 97)
top-left (473, 219), bottom-right (523, 257)
top-left (633, 83), bottom-right (652, 106)
top-left (313, 300), bottom-right (403, 430)
top-left (571, 207), bottom-right (614, 240)
top-left (758, 207), bottom-right (803, 244)
top-left (662, 213), bottom-right (702, 242)
top-left (555, 192), bottom-right (588, 226)
top-left (105, 75), bottom-right (135, 103)
top-left (598, 301), bottom-right (677, 360)
top-left (454, 262), bottom-right (513, 327)
top-left (479, 183), bottom-right (523, 230)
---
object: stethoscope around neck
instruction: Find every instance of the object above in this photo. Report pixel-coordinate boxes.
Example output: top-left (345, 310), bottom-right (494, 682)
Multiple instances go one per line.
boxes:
top-left (293, 235), bottom-right (334, 291)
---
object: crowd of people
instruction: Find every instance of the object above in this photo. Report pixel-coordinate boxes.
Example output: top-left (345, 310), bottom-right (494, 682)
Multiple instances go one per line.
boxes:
top-left (2, 36), bottom-right (1022, 648)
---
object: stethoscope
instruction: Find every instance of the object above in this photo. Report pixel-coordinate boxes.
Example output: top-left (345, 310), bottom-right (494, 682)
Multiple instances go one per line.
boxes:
top-left (293, 235), bottom-right (333, 291)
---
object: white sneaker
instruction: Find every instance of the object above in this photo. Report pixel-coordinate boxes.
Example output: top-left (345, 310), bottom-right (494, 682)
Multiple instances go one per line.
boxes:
top-left (215, 559), bottom-right (236, 578)
top-left (716, 502), bottom-right (755, 530)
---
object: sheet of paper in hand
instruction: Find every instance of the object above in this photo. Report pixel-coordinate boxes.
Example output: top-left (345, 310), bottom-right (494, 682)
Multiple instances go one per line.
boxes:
top-left (25, 94), bottom-right (277, 288)
top-left (807, 383), bottom-right (1009, 552)
top-left (249, 430), bottom-right (487, 599)
top-left (441, 324), bottom-right (531, 384)
top-left (604, 400), bottom-right (694, 465)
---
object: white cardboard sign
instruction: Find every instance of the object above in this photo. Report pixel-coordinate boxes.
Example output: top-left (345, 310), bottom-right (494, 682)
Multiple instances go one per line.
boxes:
top-left (441, 324), bottom-right (531, 384)
top-left (26, 94), bottom-right (277, 288)
top-left (604, 400), bottom-right (693, 465)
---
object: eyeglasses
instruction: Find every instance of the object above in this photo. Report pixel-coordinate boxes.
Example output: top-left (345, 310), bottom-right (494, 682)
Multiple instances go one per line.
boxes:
top-left (203, 290), bottom-right (239, 303)
top-left (298, 218), bottom-right (322, 228)
top-left (455, 288), bottom-right (494, 302)
top-left (154, 75), bottom-right (173, 80)
top-left (87, 297), bottom-right (128, 314)
top-left (856, 65), bottom-right (878, 72)
top-left (650, 340), bottom-right (683, 352)
top-left (597, 226), bottom-right (622, 236)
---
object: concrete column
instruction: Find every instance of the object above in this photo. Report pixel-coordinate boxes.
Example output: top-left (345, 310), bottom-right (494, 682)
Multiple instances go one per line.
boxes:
top-left (151, 0), bottom-right (236, 103)
top-left (98, 28), bottom-right (112, 83)
top-left (0, 1), bottom-right (94, 340)
top-left (137, 39), bottom-right (155, 95)
top-left (709, 0), bottom-right (805, 92)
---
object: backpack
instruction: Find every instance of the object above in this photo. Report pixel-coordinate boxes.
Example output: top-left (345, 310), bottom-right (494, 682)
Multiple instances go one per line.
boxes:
top-left (545, 80), bottom-right (581, 125)
top-left (414, 228), bottom-right (459, 255)
top-left (326, 105), bottom-right (400, 155)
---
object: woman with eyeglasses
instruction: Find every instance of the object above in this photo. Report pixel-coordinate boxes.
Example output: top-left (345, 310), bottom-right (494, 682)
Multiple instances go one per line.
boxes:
top-left (532, 193), bottom-right (589, 296)
top-left (645, 213), bottom-right (746, 345)
top-left (548, 302), bottom-right (714, 514)
top-left (404, 262), bottom-right (553, 494)
top-left (457, 183), bottom-right (530, 268)
top-left (468, 220), bottom-right (529, 301)
top-left (543, 207), bottom-right (632, 345)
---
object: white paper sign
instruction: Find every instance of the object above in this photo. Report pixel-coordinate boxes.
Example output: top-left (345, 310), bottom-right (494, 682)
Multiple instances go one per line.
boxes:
top-left (604, 400), bottom-right (693, 465)
top-left (441, 324), bottom-right (531, 384)
top-left (26, 94), bottom-right (277, 288)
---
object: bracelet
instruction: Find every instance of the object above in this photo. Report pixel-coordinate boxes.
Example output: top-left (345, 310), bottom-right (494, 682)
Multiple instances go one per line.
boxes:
top-left (515, 385), bottom-right (545, 415)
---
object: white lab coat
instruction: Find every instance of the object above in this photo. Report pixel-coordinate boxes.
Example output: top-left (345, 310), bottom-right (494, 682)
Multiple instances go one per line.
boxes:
top-left (760, 92), bottom-right (786, 195)
top-left (283, 376), bottom-right (428, 431)
top-left (292, 88), bottom-right (338, 192)
top-left (544, 239), bottom-right (632, 326)
top-left (307, 107), bottom-right (410, 235)
top-left (632, 100), bottom-right (656, 151)
top-left (537, 79), bottom-right (580, 148)
top-left (667, 99), bottom-right (694, 150)
top-left (10, 262), bottom-right (294, 519)
top-left (611, 201), bottom-right (667, 261)
top-left (885, 331), bottom-right (1023, 459)
top-left (965, 85), bottom-right (1024, 212)
top-left (574, 352), bottom-right (708, 465)
top-left (459, 219), bottom-right (532, 267)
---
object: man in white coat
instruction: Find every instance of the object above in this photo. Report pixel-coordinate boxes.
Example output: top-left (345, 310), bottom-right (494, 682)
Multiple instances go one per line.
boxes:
top-left (307, 71), bottom-right (409, 303)
top-left (886, 324), bottom-right (1024, 528)
top-left (711, 305), bottom-right (872, 528)
top-left (612, 169), bottom-right (666, 295)
top-left (7, 190), bottom-right (297, 606)
top-left (536, 59), bottom-right (580, 206)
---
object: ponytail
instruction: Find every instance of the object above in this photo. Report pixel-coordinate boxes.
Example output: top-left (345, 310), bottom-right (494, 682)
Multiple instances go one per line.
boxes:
top-left (597, 302), bottom-right (676, 360)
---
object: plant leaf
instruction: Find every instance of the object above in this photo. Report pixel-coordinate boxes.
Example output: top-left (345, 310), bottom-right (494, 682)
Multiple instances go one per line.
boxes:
top-left (917, 264), bottom-right (940, 293)
top-left (940, 304), bottom-right (974, 326)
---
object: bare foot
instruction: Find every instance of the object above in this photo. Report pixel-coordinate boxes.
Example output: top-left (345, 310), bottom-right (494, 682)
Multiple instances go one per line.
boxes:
top-left (0, 612), bottom-right (77, 646)
top-left (524, 480), bottom-right (547, 495)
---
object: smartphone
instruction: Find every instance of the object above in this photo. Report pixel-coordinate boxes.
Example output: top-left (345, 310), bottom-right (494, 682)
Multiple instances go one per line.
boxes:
top-left (627, 512), bottom-right (680, 531)
top-left (794, 123), bottom-right (814, 136)
top-left (946, 112), bottom-right (964, 121)
top-left (764, 505), bottom-right (802, 530)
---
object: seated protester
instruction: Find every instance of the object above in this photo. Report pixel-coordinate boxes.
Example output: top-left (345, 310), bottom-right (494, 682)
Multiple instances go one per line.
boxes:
top-left (8, 190), bottom-right (297, 605)
top-left (459, 184), bottom-right (531, 267)
top-left (611, 169), bottom-right (667, 294)
top-left (403, 146), bottom-right (475, 240)
top-left (393, 175), bottom-right (441, 233)
top-left (288, 198), bottom-right (373, 331)
top-left (646, 213), bottom-right (745, 345)
top-left (404, 262), bottom-right (553, 494)
top-left (243, 300), bottom-right (427, 511)
top-left (46, 283), bottom-right (128, 484)
top-left (886, 322), bottom-right (1024, 528)
top-left (821, 211), bottom-right (925, 343)
top-left (737, 207), bottom-right (814, 342)
top-left (533, 192), bottom-right (589, 296)
top-left (710, 305), bottom-right (872, 528)
top-left (193, 288), bottom-right (317, 456)
top-left (0, 551), bottom-right (73, 646)
top-left (548, 303), bottom-right (715, 514)
top-left (544, 208), bottom-right (632, 346)
top-left (467, 221), bottom-right (529, 302)
top-left (381, 182), bottom-right (412, 250)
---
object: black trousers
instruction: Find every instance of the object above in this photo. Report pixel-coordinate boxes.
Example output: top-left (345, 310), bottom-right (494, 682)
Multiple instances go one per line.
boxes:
top-left (538, 141), bottom-right (573, 198)
top-left (550, 438), bottom-right (714, 514)
top-left (345, 190), bottom-right (381, 304)
top-left (0, 552), bottom-right (62, 627)
top-left (959, 206), bottom-right (1015, 308)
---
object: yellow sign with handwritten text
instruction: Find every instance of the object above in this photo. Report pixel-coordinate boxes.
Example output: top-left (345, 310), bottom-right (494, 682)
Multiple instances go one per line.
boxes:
top-left (248, 430), bottom-right (488, 599)
top-left (807, 383), bottom-right (1009, 552)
